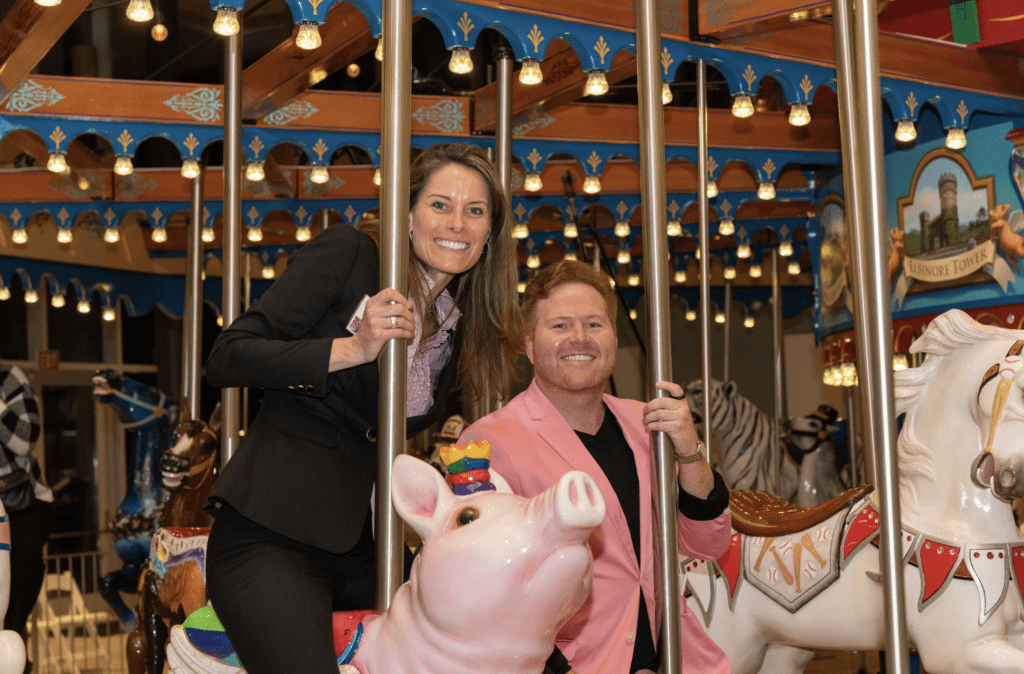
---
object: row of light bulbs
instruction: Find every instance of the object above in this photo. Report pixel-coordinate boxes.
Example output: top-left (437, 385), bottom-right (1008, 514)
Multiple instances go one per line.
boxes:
top-left (823, 352), bottom-right (910, 386)
top-left (522, 173), bottom-right (776, 199)
top-left (0, 285), bottom-right (117, 321)
top-left (894, 119), bottom-right (967, 149)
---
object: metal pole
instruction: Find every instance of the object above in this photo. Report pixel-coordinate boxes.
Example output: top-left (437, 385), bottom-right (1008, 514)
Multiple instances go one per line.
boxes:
top-left (849, 1), bottom-right (910, 671)
top-left (771, 249), bottom-right (786, 423)
top-left (844, 385), bottom-right (859, 486)
top-left (697, 62), bottom-right (713, 470)
top-left (220, 25), bottom-right (242, 465)
top-left (636, 2), bottom-right (681, 672)
top-left (242, 253), bottom-right (251, 434)
top-left (722, 279), bottom-right (731, 384)
top-left (491, 46), bottom-right (513, 412)
top-left (182, 167), bottom-right (204, 420)
top-left (375, 0), bottom-right (412, 614)
top-left (321, 207), bottom-right (330, 231)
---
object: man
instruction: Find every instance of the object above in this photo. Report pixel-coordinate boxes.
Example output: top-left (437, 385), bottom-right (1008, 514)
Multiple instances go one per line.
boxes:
top-left (460, 260), bottom-right (730, 674)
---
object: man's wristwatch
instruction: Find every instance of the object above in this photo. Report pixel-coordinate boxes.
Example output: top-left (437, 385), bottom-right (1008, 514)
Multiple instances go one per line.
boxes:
top-left (676, 439), bottom-right (707, 464)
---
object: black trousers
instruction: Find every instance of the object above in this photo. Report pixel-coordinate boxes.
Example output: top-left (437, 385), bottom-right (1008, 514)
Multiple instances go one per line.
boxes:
top-left (207, 503), bottom-right (409, 674)
top-left (7, 499), bottom-right (55, 636)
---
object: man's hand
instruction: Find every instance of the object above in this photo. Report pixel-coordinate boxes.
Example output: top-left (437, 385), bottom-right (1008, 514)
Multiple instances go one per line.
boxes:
top-left (643, 381), bottom-right (714, 499)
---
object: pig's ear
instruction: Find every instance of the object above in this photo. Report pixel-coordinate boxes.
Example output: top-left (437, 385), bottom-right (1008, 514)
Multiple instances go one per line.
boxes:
top-left (488, 468), bottom-right (514, 495)
top-left (392, 455), bottom-right (456, 540)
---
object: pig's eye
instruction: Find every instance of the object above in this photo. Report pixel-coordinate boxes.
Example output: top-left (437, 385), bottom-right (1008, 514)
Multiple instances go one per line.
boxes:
top-left (456, 507), bottom-right (479, 526)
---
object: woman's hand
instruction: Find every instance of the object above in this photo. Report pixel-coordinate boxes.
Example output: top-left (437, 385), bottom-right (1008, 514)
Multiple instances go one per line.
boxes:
top-left (329, 288), bottom-right (415, 371)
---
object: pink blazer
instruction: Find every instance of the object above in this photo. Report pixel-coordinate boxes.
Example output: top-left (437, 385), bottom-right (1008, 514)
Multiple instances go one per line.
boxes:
top-left (460, 381), bottom-right (731, 674)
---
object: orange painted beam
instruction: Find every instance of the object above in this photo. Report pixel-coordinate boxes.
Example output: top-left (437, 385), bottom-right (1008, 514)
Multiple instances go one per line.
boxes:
top-left (696, 1), bottom-right (833, 41)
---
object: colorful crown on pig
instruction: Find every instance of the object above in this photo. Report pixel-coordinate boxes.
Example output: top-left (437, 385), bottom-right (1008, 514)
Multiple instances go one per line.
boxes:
top-left (439, 440), bottom-right (496, 496)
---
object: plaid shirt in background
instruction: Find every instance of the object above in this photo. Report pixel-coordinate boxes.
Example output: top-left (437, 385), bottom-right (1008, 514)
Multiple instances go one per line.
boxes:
top-left (0, 364), bottom-right (41, 456)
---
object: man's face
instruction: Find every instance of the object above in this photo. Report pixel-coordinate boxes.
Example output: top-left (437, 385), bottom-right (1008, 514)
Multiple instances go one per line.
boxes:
top-left (526, 282), bottom-right (617, 396)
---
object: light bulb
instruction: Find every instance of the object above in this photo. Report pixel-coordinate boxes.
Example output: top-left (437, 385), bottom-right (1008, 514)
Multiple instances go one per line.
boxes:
top-left (24, 289), bottom-right (39, 304)
top-left (295, 225), bottom-right (311, 242)
top-left (202, 226), bottom-right (215, 242)
top-left (527, 254), bottom-right (540, 269)
top-left (295, 22), bottom-right (322, 50)
top-left (749, 264), bottom-right (762, 278)
top-left (662, 81), bottom-right (673, 105)
top-left (628, 274), bottom-right (640, 286)
top-left (262, 264), bottom-right (275, 279)
top-left (47, 152), bottom-right (67, 173)
top-left (893, 353), bottom-right (909, 371)
top-left (706, 180), bottom-right (718, 198)
top-left (217, 315), bottom-right (224, 327)
top-left (718, 217), bottom-right (734, 236)
top-left (375, 38), bottom-right (383, 61)
top-left (213, 7), bottom-right (240, 36)
top-left (737, 243), bottom-right (751, 258)
top-left (103, 308), bottom-right (116, 321)
top-left (841, 362), bottom-right (857, 387)
top-left (732, 93), bottom-right (754, 118)
top-left (34, 0), bottom-right (61, 6)
top-left (126, 0), bottom-right (154, 22)
top-left (310, 165), bottom-right (329, 184)
top-left (946, 126), bottom-right (966, 150)
top-left (77, 299), bottom-right (90, 313)
top-left (628, 309), bottom-right (637, 320)
top-left (667, 220), bottom-right (682, 237)
top-left (151, 21), bottom-right (168, 42)
top-left (519, 59), bottom-right (542, 85)
top-left (823, 365), bottom-right (836, 386)
top-left (724, 266), bottom-right (736, 280)
top-left (523, 172), bottom-right (543, 192)
top-left (895, 119), bottom-right (917, 142)
top-left (11, 229), bottom-right (27, 244)
top-left (757, 181), bottom-right (775, 200)
top-left (715, 312), bottom-right (725, 324)
top-left (615, 221), bottom-right (630, 238)
top-left (513, 223), bottom-right (529, 239)
top-left (151, 226), bottom-right (167, 243)
top-left (57, 228), bottom-right (73, 244)
top-left (608, 278), bottom-right (616, 288)
top-left (181, 158), bottom-right (200, 179)
top-left (694, 249), bottom-right (700, 260)
top-left (247, 226), bottom-right (263, 242)
top-left (448, 46), bottom-right (473, 74)
top-left (584, 70), bottom-right (609, 96)
top-left (346, 64), bottom-right (360, 78)
top-left (77, 177), bottom-right (90, 191)
top-left (309, 67), bottom-right (328, 85)
top-left (51, 294), bottom-right (65, 308)
top-left (779, 241), bottom-right (793, 257)
top-left (104, 227), bottom-right (120, 243)
top-left (582, 174), bottom-right (601, 194)
top-left (563, 251), bottom-right (576, 261)
top-left (517, 282), bottom-right (526, 294)
top-left (563, 222), bottom-right (578, 238)
top-left (246, 161), bottom-right (265, 181)
top-left (617, 249), bottom-right (631, 265)
top-left (744, 316), bottom-right (755, 328)
top-left (674, 270), bottom-right (687, 284)
top-left (788, 260), bottom-right (801, 275)
top-left (114, 156), bottom-right (133, 176)
top-left (373, 168), bottom-right (381, 186)
top-left (788, 102), bottom-right (811, 127)
top-left (0, 287), bottom-right (9, 300)
top-left (685, 309), bottom-right (696, 321)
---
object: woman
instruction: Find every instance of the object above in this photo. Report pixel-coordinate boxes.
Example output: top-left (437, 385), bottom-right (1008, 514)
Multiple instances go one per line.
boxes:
top-left (203, 143), bottom-right (521, 674)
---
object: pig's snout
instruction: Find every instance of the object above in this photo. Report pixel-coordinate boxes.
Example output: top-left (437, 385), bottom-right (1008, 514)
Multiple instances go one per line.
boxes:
top-left (554, 471), bottom-right (605, 533)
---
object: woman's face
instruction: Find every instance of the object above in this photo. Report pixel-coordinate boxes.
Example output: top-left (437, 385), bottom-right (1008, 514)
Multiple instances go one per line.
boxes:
top-left (409, 162), bottom-right (491, 290)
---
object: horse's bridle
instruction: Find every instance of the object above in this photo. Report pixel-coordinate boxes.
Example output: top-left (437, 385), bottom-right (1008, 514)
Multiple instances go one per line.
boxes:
top-left (114, 388), bottom-right (168, 430)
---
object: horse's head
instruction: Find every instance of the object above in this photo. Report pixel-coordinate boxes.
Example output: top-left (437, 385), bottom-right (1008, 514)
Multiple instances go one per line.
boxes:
top-left (782, 405), bottom-right (840, 462)
top-left (972, 341), bottom-right (1024, 501)
top-left (162, 404), bottom-right (221, 491)
top-left (93, 370), bottom-right (177, 428)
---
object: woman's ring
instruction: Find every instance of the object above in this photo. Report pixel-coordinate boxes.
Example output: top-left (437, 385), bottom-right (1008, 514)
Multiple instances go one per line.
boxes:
top-left (389, 316), bottom-right (397, 328)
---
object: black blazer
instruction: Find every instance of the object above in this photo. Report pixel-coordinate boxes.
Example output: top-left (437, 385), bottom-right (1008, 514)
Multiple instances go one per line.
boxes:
top-left (204, 224), bottom-right (460, 553)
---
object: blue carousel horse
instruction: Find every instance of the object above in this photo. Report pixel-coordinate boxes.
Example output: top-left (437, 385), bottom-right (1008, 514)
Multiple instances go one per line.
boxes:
top-left (93, 369), bottom-right (177, 632)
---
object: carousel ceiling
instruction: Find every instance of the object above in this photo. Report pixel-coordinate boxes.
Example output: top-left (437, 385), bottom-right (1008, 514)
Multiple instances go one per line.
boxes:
top-left (0, 0), bottom-right (1022, 318)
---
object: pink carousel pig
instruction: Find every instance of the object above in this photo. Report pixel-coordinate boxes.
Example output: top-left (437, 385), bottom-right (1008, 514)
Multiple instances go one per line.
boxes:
top-left (167, 448), bottom-right (606, 674)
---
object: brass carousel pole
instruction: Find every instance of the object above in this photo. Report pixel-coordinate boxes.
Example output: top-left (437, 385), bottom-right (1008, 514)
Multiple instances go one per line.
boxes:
top-left (636, 1), bottom-right (681, 672)
top-left (722, 279), bottom-right (731, 383)
top-left (490, 43), bottom-right (513, 413)
top-left (182, 166), bottom-right (204, 420)
top-left (772, 248), bottom-right (786, 424)
top-left (220, 19), bottom-right (243, 464)
top-left (833, 0), bottom-right (909, 671)
top-left (697, 62), bottom-right (713, 488)
top-left (375, 0), bottom-right (412, 613)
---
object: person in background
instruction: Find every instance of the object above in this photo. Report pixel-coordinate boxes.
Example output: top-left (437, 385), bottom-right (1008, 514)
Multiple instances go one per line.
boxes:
top-left (460, 260), bottom-right (731, 674)
top-left (202, 143), bottom-right (521, 674)
top-left (0, 364), bottom-right (55, 657)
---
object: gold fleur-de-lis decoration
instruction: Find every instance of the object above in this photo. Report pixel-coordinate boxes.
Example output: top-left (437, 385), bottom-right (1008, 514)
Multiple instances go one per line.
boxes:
top-left (742, 64), bottom-right (756, 91)
top-left (247, 206), bottom-right (260, 225)
top-left (104, 208), bottom-right (116, 227)
top-left (344, 205), bottom-right (357, 223)
top-left (905, 92), bottom-right (918, 116)
top-left (661, 48), bottom-right (674, 76)
top-left (458, 12), bottom-right (474, 41)
top-left (117, 129), bottom-right (134, 153)
top-left (957, 100), bottom-right (969, 124)
top-left (737, 226), bottom-right (747, 240)
top-left (525, 238), bottom-right (535, 252)
top-left (527, 148), bottom-right (542, 170)
top-left (527, 25), bottom-right (544, 53)
top-left (761, 158), bottom-right (777, 180)
top-left (57, 208), bottom-right (69, 227)
top-left (780, 223), bottom-right (790, 239)
top-left (708, 155), bottom-right (718, 176)
top-left (667, 200), bottom-right (680, 218)
top-left (151, 207), bottom-right (164, 224)
top-left (594, 36), bottom-right (610, 64)
top-left (514, 202), bottom-right (527, 221)
top-left (203, 206), bottom-right (212, 224)
top-left (295, 205), bottom-right (308, 222)
top-left (800, 74), bottom-right (813, 100)
top-left (9, 208), bottom-right (21, 227)
top-left (616, 201), bottom-right (629, 220)
top-left (183, 133), bottom-right (200, 157)
top-left (587, 151), bottom-right (602, 173)
top-left (720, 199), bottom-right (733, 218)
top-left (249, 136), bottom-right (265, 159)
top-left (309, 0), bottom-right (325, 15)
top-left (50, 127), bottom-right (66, 151)
top-left (312, 138), bottom-right (328, 161)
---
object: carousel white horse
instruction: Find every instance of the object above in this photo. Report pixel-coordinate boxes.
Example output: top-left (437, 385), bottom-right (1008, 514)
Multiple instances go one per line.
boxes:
top-left (684, 309), bottom-right (1024, 674)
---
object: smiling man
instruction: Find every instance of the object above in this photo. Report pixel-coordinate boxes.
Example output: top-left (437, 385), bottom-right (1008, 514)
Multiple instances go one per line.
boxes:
top-left (460, 260), bottom-right (731, 674)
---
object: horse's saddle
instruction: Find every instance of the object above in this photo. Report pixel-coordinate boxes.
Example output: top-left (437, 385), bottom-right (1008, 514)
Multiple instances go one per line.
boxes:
top-left (728, 484), bottom-right (874, 537)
